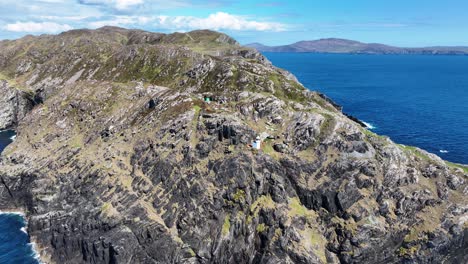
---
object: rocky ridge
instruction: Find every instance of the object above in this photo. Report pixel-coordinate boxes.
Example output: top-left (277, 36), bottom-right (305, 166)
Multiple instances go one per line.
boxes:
top-left (0, 27), bottom-right (467, 264)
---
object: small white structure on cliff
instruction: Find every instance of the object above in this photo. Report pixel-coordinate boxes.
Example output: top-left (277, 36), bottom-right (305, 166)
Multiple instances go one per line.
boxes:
top-left (252, 136), bottom-right (261, 150)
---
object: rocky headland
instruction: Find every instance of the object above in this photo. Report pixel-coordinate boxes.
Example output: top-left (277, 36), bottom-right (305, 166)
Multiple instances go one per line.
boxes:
top-left (0, 27), bottom-right (467, 263)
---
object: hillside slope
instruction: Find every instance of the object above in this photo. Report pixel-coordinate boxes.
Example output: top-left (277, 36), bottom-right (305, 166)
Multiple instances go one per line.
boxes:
top-left (247, 38), bottom-right (468, 55)
top-left (0, 27), bottom-right (467, 264)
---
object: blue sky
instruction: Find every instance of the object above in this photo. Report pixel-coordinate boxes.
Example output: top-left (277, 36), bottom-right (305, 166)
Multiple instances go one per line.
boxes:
top-left (0, 0), bottom-right (467, 47)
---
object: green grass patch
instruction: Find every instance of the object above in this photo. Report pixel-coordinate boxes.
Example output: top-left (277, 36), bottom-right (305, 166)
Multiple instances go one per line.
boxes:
top-left (262, 139), bottom-right (280, 160)
top-left (250, 195), bottom-right (275, 215)
top-left (265, 73), bottom-right (308, 103)
top-left (101, 202), bottom-right (110, 212)
top-left (0, 72), bottom-right (14, 82)
top-left (362, 128), bottom-right (388, 141)
top-left (232, 189), bottom-right (246, 203)
top-left (0, 72), bottom-right (34, 94)
top-left (256, 223), bottom-right (267, 233)
top-left (313, 113), bottom-right (336, 145)
top-left (193, 104), bottom-right (202, 113)
top-left (288, 197), bottom-right (318, 222)
top-left (222, 214), bottom-right (231, 236)
top-left (397, 245), bottom-right (420, 257)
top-left (445, 161), bottom-right (468, 173)
top-left (403, 206), bottom-right (441, 243)
top-left (399, 145), bottom-right (431, 162)
top-left (69, 134), bottom-right (84, 148)
top-left (100, 202), bottom-right (115, 217)
top-left (288, 197), bottom-right (309, 217)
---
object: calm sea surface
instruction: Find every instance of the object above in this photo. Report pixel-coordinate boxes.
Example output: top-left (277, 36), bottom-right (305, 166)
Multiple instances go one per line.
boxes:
top-left (0, 130), bottom-right (39, 264)
top-left (264, 53), bottom-right (468, 164)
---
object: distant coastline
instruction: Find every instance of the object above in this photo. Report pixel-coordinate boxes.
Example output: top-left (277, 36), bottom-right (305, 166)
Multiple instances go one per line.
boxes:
top-left (246, 38), bottom-right (468, 55)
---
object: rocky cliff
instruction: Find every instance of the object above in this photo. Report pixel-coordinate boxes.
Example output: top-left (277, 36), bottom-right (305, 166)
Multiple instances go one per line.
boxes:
top-left (0, 27), bottom-right (467, 264)
top-left (0, 80), bottom-right (34, 130)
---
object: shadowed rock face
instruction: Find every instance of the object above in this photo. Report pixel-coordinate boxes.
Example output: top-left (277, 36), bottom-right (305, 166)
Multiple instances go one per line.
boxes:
top-left (0, 27), bottom-right (467, 264)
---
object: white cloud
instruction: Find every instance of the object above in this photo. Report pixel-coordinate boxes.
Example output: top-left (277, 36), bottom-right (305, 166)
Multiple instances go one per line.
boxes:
top-left (79, 0), bottom-right (144, 10)
top-left (88, 12), bottom-right (287, 32)
top-left (38, 15), bottom-right (95, 21)
top-left (181, 12), bottom-right (287, 31)
top-left (4, 22), bottom-right (73, 33)
top-left (36, 0), bottom-right (66, 3)
top-left (115, 0), bottom-right (143, 9)
top-left (88, 16), bottom-right (137, 28)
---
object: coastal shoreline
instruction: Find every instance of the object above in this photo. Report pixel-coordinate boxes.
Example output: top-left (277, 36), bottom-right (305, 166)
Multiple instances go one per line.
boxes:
top-left (0, 209), bottom-right (46, 264)
top-left (30, 235), bottom-right (52, 264)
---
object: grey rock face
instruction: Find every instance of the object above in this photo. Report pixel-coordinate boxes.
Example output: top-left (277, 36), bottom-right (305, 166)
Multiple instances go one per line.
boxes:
top-left (0, 80), bottom-right (33, 130)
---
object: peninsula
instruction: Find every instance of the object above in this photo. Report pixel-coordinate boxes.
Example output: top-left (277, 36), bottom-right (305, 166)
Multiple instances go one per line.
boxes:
top-left (0, 27), bottom-right (466, 263)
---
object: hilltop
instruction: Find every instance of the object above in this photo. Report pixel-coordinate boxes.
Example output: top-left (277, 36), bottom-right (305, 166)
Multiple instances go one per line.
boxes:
top-left (0, 27), bottom-right (467, 264)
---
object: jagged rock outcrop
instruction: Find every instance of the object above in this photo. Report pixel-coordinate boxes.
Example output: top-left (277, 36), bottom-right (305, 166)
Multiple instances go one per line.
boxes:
top-left (0, 27), bottom-right (467, 264)
top-left (0, 80), bottom-right (34, 130)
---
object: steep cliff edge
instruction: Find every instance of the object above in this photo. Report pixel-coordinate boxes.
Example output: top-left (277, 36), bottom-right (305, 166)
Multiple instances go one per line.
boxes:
top-left (0, 27), bottom-right (467, 264)
top-left (0, 80), bottom-right (34, 130)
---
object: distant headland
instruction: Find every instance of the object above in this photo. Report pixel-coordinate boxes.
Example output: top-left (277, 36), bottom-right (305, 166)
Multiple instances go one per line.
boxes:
top-left (246, 38), bottom-right (468, 55)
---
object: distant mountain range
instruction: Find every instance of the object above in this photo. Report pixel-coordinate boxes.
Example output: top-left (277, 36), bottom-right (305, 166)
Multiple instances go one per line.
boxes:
top-left (246, 38), bottom-right (468, 55)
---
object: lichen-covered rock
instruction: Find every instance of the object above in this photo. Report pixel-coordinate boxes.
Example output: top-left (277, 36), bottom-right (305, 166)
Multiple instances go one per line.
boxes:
top-left (0, 27), bottom-right (467, 264)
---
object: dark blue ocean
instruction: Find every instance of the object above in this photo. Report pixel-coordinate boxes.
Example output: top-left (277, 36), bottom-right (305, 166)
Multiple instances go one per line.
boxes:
top-left (0, 130), bottom-right (39, 264)
top-left (264, 53), bottom-right (468, 164)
